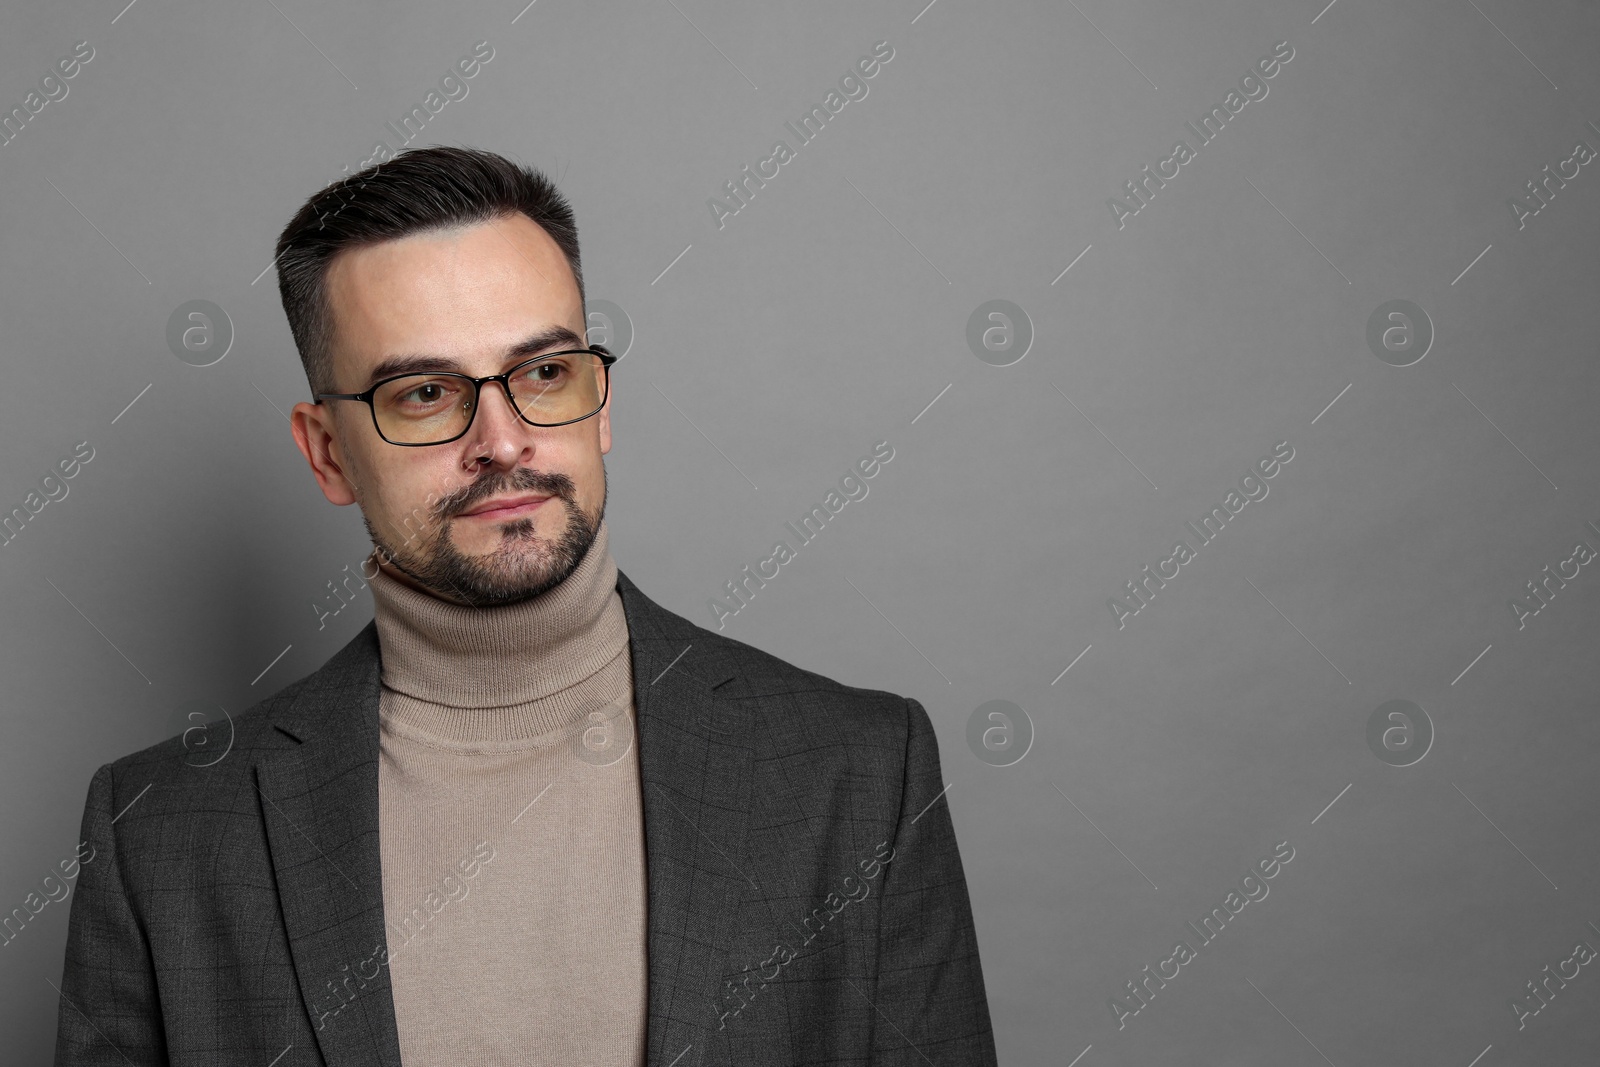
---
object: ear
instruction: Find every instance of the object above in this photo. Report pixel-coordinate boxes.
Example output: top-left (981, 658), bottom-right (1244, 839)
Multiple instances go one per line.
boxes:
top-left (291, 400), bottom-right (359, 506)
top-left (596, 379), bottom-right (613, 456)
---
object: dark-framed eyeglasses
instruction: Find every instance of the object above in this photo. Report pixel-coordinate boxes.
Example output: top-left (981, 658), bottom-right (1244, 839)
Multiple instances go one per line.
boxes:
top-left (315, 346), bottom-right (617, 446)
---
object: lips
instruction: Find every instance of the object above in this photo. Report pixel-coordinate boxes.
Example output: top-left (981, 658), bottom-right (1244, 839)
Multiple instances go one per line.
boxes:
top-left (459, 494), bottom-right (551, 518)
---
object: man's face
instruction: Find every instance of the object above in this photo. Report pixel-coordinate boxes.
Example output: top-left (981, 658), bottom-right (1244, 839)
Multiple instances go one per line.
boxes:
top-left (289, 212), bottom-right (610, 608)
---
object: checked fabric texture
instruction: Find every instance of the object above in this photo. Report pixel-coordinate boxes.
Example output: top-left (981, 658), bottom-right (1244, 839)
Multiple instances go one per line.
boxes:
top-left (53, 570), bottom-right (998, 1066)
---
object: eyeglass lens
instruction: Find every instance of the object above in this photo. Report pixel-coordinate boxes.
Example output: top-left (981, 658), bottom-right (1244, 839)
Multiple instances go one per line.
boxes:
top-left (370, 352), bottom-right (607, 444)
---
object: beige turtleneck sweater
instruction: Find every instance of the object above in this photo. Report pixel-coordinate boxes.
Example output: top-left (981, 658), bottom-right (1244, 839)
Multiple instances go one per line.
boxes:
top-left (367, 519), bottom-right (647, 1065)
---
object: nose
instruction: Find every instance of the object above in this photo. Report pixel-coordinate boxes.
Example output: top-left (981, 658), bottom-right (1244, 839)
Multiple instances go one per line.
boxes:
top-left (460, 378), bottom-right (534, 467)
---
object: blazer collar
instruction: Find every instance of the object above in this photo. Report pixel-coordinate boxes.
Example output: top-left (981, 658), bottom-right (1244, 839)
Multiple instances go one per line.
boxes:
top-left (257, 568), bottom-right (751, 1066)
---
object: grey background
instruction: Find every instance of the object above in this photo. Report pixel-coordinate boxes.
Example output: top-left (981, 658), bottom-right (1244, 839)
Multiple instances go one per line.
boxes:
top-left (3, 0), bottom-right (1598, 1062)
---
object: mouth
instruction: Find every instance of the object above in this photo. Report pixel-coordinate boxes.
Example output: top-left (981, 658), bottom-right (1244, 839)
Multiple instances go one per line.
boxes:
top-left (458, 494), bottom-right (553, 520)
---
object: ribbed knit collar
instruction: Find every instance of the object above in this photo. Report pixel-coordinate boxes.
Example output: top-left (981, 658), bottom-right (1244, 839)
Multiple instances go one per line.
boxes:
top-left (367, 518), bottom-right (630, 745)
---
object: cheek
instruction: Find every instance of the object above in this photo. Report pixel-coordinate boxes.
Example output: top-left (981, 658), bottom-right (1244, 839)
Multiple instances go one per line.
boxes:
top-left (573, 447), bottom-right (609, 507)
top-left (562, 426), bottom-right (608, 484)
top-left (364, 460), bottom-right (452, 543)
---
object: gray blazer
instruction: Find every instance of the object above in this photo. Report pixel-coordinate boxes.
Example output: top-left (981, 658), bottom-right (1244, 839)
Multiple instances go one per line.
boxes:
top-left (54, 570), bottom-right (998, 1065)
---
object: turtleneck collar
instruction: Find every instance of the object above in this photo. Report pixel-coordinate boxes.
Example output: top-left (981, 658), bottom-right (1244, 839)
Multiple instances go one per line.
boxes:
top-left (368, 518), bottom-right (629, 717)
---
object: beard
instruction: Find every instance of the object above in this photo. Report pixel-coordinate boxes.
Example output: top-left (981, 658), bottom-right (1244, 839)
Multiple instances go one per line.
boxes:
top-left (366, 466), bottom-right (604, 608)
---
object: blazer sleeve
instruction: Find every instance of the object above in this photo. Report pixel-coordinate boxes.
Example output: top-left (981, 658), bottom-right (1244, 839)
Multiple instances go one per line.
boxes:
top-left (867, 697), bottom-right (999, 1065)
top-left (54, 763), bottom-right (168, 1066)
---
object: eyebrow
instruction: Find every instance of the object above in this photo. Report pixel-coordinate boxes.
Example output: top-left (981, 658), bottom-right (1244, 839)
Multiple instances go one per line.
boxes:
top-left (360, 325), bottom-right (588, 388)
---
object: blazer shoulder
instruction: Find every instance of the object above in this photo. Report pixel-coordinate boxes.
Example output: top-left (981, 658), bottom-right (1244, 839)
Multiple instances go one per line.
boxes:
top-left (93, 621), bottom-right (377, 794)
top-left (620, 570), bottom-right (915, 744)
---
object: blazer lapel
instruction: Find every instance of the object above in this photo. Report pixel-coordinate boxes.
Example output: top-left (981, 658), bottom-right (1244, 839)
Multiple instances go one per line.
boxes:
top-left (619, 571), bottom-right (755, 1065)
top-left (249, 572), bottom-right (753, 1067)
top-left (257, 621), bottom-right (403, 1067)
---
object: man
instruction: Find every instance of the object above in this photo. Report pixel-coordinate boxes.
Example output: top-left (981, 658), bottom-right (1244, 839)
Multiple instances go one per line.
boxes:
top-left (54, 145), bottom-right (996, 1066)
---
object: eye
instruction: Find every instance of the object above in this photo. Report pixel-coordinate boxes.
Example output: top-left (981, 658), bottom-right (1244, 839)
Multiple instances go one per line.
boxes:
top-left (400, 381), bottom-right (454, 404)
top-left (381, 376), bottom-right (464, 412)
top-left (519, 358), bottom-right (569, 383)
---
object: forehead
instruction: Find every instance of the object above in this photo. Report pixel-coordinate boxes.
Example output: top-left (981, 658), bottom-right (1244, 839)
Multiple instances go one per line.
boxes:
top-left (323, 212), bottom-right (582, 382)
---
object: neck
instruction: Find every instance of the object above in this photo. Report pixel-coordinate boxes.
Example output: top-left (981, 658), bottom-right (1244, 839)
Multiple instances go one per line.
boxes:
top-left (367, 518), bottom-right (628, 715)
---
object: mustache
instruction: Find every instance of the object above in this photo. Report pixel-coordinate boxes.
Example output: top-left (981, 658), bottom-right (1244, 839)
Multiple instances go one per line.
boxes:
top-left (439, 468), bottom-right (576, 520)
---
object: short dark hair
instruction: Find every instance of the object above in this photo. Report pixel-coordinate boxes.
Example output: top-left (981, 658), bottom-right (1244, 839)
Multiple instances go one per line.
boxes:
top-left (273, 145), bottom-right (584, 397)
